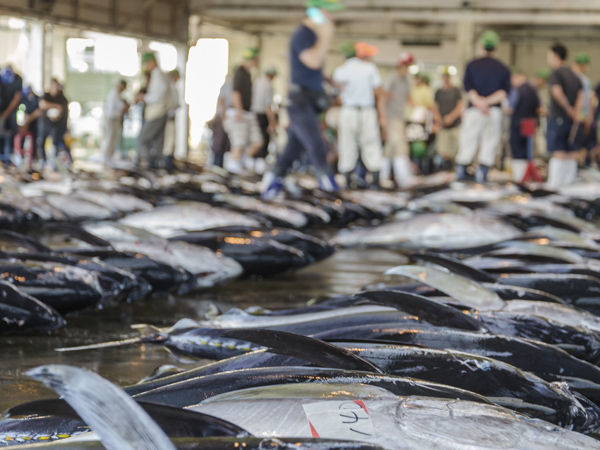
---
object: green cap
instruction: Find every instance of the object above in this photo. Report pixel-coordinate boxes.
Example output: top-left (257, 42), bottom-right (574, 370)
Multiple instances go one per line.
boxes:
top-left (243, 47), bottom-right (260, 61)
top-left (141, 52), bottom-right (157, 64)
top-left (535, 68), bottom-right (550, 81)
top-left (305, 0), bottom-right (345, 11)
top-left (169, 69), bottom-right (180, 77)
top-left (340, 41), bottom-right (356, 58)
top-left (265, 66), bottom-right (278, 76)
top-left (575, 52), bottom-right (590, 65)
top-left (479, 30), bottom-right (500, 51)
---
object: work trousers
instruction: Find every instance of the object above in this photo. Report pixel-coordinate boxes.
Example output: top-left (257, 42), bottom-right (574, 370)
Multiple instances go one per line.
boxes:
top-left (456, 106), bottom-right (503, 167)
top-left (101, 118), bottom-right (121, 165)
top-left (338, 106), bottom-right (382, 173)
top-left (272, 101), bottom-right (330, 177)
top-left (137, 114), bottom-right (167, 168)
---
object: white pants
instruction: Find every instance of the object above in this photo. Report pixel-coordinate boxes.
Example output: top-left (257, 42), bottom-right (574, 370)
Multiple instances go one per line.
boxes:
top-left (456, 107), bottom-right (503, 167)
top-left (101, 118), bottom-right (121, 164)
top-left (163, 119), bottom-right (176, 157)
top-left (338, 106), bottom-right (382, 173)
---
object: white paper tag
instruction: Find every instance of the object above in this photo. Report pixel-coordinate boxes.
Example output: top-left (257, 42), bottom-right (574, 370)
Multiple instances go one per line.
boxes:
top-left (302, 400), bottom-right (375, 440)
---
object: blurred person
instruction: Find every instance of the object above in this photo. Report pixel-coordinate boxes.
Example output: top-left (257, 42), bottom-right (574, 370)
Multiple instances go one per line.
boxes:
top-left (546, 43), bottom-right (583, 189)
top-left (433, 67), bottom-right (463, 169)
top-left (37, 78), bottom-right (68, 170)
top-left (506, 68), bottom-right (541, 182)
top-left (251, 67), bottom-right (278, 174)
top-left (382, 52), bottom-right (413, 187)
top-left (163, 69), bottom-right (181, 171)
top-left (224, 47), bottom-right (263, 174)
top-left (261, 0), bottom-right (344, 200)
top-left (101, 80), bottom-right (128, 166)
top-left (211, 72), bottom-right (234, 168)
top-left (571, 53), bottom-right (596, 164)
top-left (0, 65), bottom-right (23, 158)
top-left (135, 52), bottom-right (173, 169)
top-left (455, 30), bottom-right (511, 182)
top-left (333, 41), bottom-right (385, 190)
top-left (532, 69), bottom-right (550, 157)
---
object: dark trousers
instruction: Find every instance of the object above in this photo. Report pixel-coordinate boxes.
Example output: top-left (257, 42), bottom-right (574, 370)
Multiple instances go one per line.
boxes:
top-left (37, 121), bottom-right (62, 162)
top-left (256, 113), bottom-right (270, 159)
top-left (137, 114), bottom-right (167, 168)
top-left (509, 123), bottom-right (528, 160)
top-left (273, 101), bottom-right (330, 177)
top-left (211, 116), bottom-right (230, 168)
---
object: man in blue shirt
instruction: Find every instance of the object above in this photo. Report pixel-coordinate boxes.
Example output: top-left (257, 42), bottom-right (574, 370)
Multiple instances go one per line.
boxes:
top-left (455, 30), bottom-right (511, 182)
top-left (261, 0), bottom-right (344, 200)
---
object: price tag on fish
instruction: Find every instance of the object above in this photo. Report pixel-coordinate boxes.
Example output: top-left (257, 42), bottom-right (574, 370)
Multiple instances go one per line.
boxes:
top-left (303, 400), bottom-right (375, 440)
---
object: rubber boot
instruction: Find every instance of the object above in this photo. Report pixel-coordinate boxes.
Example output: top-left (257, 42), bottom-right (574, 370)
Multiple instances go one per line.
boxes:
top-left (261, 171), bottom-right (284, 201)
top-left (563, 159), bottom-right (578, 186)
top-left (371, 172), bottom-right (381, 191)
top-left (546, 158), bottom-right (566, 190)
top-left (393, 156), bottom-right (415, 188)
top-left (345, 172), bottom-right (354, 190)
top-left (511, 159), bottom-right (528, 183)
top-left (455, 164), bottom-right (468, 181)
top-left (475, 165), bottom-right (490, 183)
top-left (164, 155), bottom-right (174, 172)
top-left (380, 157), bottom-right (392, 181)
top-left (318, 173), bottom-right (340, 192)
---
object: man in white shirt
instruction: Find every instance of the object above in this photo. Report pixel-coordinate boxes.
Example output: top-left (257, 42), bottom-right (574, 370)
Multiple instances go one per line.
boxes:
top-left (101, 80), bottom-right (128, 166)
top-left (135, 52), bottom-right (173, 169)
top-left (251, 67), bottom-right (278, 174)
top-left (333, 42), bottom-right (385, 189)
top-left (163, 69), bottom-right (181, 171)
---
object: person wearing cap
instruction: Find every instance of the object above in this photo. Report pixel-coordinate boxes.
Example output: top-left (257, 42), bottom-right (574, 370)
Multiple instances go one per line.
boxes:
top-left (224, 47), bottom-right (263, 174)
top-left (261, 0), bottom-right (344, 199)
top-left (546, 43), bottom-right (583, 189)
top-left (163, 68), bottom-right (181, 172)
top-left (572, 53), bottom-right (596, 162)
top-left (332, 41), bottom-right (385, 189)
top-left (433, 68), bottom-right (463, 168)
top-left (135, 52), bottom-right (174, 169)
top-left (251, 67), bottom-right (278, 174)
top-left (455, 30), bottom-right (511, 182)
top-left (37, 78), bottom-right (69, 169)
top-left (101, 80), bottom-right (129, 167)
top-left (381, 52), bottom-right (413, 187)
top-left (505, 68), bottom-right (541, 182)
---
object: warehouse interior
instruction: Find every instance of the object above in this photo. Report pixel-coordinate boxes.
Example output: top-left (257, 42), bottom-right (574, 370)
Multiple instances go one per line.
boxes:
top-left (0, 0), bottom-right (598, 158)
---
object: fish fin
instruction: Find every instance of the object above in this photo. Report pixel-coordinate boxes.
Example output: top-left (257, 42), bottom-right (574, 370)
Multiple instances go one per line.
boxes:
top-left (5, 399), bottom-right (76, 418)
top-left (26, 364), bottom-right (177, 450)
top-left (410, 252), bottom-right (497, 283)
top-left (352, 290), bottom-right (487, 332)
top-left (221, 329), bottom-right (384, 374)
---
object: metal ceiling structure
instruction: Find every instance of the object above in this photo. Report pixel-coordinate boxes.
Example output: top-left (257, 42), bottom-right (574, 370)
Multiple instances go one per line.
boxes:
top-left (190, 0), bottom-right (600, 42)
top-left (0, 0), bottom-right (190, 43)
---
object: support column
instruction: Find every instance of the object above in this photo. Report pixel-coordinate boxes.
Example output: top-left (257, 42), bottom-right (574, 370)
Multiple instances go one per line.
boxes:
top-left (24, 20), bottom-right (45, 94)
top-left (42, 23), bottom-right (53, 91)
top-left (175, 42), bottom-right (190, 159)
top-left (456, 16), bottom-right (475, 81)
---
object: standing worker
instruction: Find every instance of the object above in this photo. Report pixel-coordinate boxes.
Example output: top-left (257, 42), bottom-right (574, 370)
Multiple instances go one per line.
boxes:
top-left (332, 42), bottom-right (385, 189)
top-left (455, 30), bottom-right (511, 182)
top-left (136, 52), bottom-right (173, 169)
top-left (101, 80), bottom-right (128, 167)
top-left (0, 65), bottom-right (23, 156)
top-left (261, 0), bottom-right (344, 199)
top-left (506, 68), bottom-right (541, 182)
top-left (546, 43), bottom-right (583, 189)
top-left (433, 68), bottom-right (463, 170)
top-left (224, 48), bottom-right (263, 174)
top-left (163, 69), bottom-right (181, 172)
top-left (37, 79), bottom-right (69, 170)
top-left (251, 67), bottom-right (278, 174)
top-left (571, 53), bottom-right (596, 164)
top-left (211, 72), bottom-right (234, 168)
top-left (382, 52), bottom-right (413, 187)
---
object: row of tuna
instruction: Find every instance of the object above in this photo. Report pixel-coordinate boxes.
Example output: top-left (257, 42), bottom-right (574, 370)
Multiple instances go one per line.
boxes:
top-left (5, 167), bottom-right (600, 448)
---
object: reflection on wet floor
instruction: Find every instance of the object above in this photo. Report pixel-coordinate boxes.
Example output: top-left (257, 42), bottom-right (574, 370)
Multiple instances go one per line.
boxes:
top-left (0, 248), bottom-right (407, 411)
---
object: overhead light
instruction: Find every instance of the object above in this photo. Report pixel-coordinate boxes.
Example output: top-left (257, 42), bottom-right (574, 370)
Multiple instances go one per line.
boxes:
top-left (448, 66), bottom-right (457, 76)
top-left (8, 18), bottom-right (25, 30)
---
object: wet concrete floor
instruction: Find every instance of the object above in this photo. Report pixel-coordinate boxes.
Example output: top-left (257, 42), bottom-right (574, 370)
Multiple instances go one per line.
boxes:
top-left (0, 248), bottom-right (407, 411)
